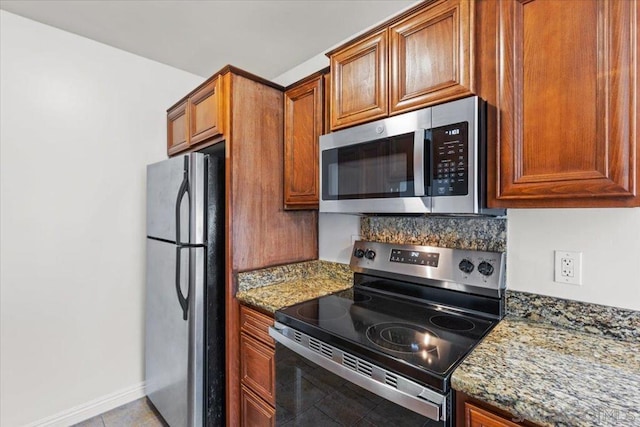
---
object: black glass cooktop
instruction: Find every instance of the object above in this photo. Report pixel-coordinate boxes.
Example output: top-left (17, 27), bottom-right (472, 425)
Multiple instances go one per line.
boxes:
top-left (275, 286), bottom-right (497, 392)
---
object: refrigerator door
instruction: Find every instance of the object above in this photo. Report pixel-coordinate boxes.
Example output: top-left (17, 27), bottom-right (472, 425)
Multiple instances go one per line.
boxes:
top-left (146, 153), bottom-right (206, 245)
top-left (145, 239), bottom-right (205, 427)
top-left (145, 238), bottom-right (189, 427)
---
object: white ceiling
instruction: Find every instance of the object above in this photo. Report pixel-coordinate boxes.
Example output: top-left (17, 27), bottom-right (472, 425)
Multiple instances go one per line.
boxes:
top-left (0, 0), bottom-right (417, 80)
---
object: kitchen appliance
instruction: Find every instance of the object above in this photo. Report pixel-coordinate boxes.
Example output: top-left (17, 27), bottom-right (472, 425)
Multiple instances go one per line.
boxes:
top-left (269, 240), bottom-right (505, 426)
top-left (319, 96), bottom-right (503, 215)
top-left (145, 149), bottom-right (225, 427)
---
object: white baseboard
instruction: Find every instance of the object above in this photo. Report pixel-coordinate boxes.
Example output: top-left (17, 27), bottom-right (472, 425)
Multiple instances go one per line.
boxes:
top-left (25, 382), bottom-right (146, 427)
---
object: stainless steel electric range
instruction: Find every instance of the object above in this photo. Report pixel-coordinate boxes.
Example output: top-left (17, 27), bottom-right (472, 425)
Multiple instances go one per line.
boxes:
top-left (269, 241), bottom-right (505, 426)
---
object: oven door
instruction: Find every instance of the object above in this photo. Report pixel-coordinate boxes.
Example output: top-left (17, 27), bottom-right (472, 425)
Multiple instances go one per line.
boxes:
top-left (269, 324), bottom-right (451, 426)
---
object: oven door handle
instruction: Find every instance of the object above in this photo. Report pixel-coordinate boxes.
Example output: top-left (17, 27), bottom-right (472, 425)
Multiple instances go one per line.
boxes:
top-left (269, 323), bottom-right (445, 422)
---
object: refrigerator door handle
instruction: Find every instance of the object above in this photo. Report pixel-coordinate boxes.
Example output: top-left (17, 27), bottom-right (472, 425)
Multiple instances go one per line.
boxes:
top-left (175, 156), bottom-right (190, 245)
top-left (175, 246), bottom-right (189, 321)
top-left (174, 156), bottom-right (191, 321)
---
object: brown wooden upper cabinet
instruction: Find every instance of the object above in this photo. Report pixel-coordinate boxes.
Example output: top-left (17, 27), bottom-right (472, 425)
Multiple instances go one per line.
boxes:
top-left (167, 76), bottom-right (223, 156)
top-left (328, 0), bottom-right (474, 131)
top-left (167, 100), bottom-right (188, 155)
top-left (283, 71), bottom-right (326, 210)
top-left (491, 0), bottom-right (639, 207)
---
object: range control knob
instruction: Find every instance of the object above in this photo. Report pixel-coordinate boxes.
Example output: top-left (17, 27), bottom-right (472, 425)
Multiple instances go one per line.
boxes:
top-left (478, 261), bottom-right (494, 276)
top-left (354, 248), bottom-right (365, 258)
top-left (365, 250), bottom-right (376, 260)
top-left (458, 259), bottom-right (474, 274)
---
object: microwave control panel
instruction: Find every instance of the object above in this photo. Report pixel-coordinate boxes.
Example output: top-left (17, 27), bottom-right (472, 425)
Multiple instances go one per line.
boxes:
top-left (429, 122), bottom-right (469, 196)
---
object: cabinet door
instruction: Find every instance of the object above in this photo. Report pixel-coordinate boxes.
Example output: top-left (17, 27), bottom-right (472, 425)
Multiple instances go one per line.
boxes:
top-left (390, 0), bottom-right (474, 114)
top-left (465, 402), bottom-right (522, 427)
top-left (330, 28), bottom-right (388, 130)
top-left (167, 100), bottom-right (189, 156)
top-left (189, 77), bottom-right (223, 146)
top-left (493, 0), bottom-right (639, 207)
top-left (240, 333), bottom-right (275, 406)
top-left (241, 385), bottom-right (275, 427)
top-left (284, 75), bottom-right (323, 209)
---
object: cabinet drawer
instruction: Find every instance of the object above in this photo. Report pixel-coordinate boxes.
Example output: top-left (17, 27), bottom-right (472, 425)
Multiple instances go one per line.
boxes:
top-left (240, 333), bottom-right (275, 406)
top-left (241, 385), bottom-right (275, 427)
top-left (240, 305), bottom-right (275, 347)
top-left (465, 402), bottom-right (522, 427)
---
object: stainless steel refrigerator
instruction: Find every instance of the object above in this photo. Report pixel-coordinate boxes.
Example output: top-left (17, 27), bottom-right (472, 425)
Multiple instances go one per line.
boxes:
top-left (145, 149), bottom-right (225, 427)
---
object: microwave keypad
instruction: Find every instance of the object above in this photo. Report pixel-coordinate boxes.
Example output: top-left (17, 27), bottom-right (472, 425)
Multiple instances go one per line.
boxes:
top-left (431, 122), bottom-right (469, 196)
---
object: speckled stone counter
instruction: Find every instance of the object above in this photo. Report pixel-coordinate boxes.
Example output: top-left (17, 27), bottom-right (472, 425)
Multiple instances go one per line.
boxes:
top-left (453, 293), bottom-right (640, 427)
top-left (236, 260), bottom-right (352, 313)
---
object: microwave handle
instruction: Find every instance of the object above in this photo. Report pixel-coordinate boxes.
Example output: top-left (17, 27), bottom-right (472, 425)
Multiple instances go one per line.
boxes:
top-left (414, 129), bottom-right (431, 197)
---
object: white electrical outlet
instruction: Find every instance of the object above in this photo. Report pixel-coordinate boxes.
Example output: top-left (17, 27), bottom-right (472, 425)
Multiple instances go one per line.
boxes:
top-left (554, 251), bottom-right (582, 285)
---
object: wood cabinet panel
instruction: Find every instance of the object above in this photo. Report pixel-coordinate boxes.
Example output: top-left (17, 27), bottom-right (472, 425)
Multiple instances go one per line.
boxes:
top-left (323, 72), bottom-right (331, 135)
top-left (240, 305), bottom-right (274, 348)
top-left (167, 100), bottom-right (188, 155)
top-left (230, 74), bottom-right (318, 272)
top-left (390, 0), bottom-right (474, 114)
top-left (284, 75), bottom-right (323, 209)
top-left (493, 0), bottom-right (639, 207)
top-left (241, 385), bottom-right (275, 427)
top-left (330, 28), bottom-right (388, 129)
top-left (465, 402), bottom-right (522, 427)
top-left (189, 77), bottom-right (223, 145)
top-left (240, 333), bottom-right (275, 406)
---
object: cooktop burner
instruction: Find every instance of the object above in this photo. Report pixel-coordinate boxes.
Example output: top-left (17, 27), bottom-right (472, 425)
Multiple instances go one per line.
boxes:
top-left (429, 315), bottom-right (475, 332)
top-left (366, 322), bottom-right (439, 354)
top-left (296, 302), bottom-right (348, 321)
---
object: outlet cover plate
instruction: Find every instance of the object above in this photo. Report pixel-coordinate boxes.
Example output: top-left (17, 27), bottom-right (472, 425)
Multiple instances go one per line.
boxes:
top-left (554, 250), bottom-right (582, 285)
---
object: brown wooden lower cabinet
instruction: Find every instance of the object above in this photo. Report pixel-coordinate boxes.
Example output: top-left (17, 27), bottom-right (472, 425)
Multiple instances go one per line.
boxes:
top-left (240, 385), bottom-right (275, 427)
top-left (239, 305), bottom-right (276, 425)
top-left (240, 334), bottom-right (275, 406)
top-left (464, 403), bottom-right (523, 427)
top-left (456, 392), bottom-right (542, 427)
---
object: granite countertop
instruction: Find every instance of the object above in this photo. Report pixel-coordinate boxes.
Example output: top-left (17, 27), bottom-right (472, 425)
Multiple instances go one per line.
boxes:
top-left (235, 260), bottom-right (352, 314)
top-left (236, 276), bottom-right (352, 313)
top-left (452, 316), bottom-right (640, 427)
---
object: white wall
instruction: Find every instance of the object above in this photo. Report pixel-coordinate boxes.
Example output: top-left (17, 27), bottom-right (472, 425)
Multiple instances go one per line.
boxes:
top-left (0, 11), bottom-right (204, 426)
top-left (318, 214), bottom-right (360, 263)
top-left (507, 208), bottom-right (640, 311)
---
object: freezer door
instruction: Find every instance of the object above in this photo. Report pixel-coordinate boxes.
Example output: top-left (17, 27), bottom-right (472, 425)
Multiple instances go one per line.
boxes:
top-left (146, 153), bottom-right (206, 244)
top-left (145, 239), bottom-right (205, 427)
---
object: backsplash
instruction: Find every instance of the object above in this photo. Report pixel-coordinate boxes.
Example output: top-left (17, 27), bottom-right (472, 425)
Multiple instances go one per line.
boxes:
top-left (360, 216), bottom-right (507, 252)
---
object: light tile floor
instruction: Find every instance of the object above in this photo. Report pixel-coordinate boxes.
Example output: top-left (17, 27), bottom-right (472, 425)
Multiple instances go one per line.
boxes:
top-left (72, 397), bottom-right (167, 427)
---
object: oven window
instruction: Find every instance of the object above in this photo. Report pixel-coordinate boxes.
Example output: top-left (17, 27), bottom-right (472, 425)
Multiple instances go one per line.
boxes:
top-left (322, 133), bottom-right (415, 200)
top-left (275, 343), bottom-right (444, 426)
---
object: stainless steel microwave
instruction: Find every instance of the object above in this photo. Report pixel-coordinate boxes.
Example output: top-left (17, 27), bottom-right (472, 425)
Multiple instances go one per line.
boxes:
top-left (319, 96), bottom-right (504, 215)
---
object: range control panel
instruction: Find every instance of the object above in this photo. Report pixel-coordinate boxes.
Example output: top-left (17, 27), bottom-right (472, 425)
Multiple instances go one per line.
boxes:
top-left (350, 240), bottom-right (506, 296)
top-left (390, 249), bottom-right (440, 267)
